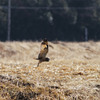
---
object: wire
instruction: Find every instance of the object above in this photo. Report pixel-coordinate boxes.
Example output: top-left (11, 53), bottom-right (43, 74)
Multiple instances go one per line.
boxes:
top-left (0, 6), bottom-right (99, 10)
top-left (12, 6), bottom-right (96, 9)
top-left (0, 6), bottom-right (8, 9)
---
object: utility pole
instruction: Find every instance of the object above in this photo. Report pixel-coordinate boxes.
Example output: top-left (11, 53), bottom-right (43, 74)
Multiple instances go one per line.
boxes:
top-left (85, 27), bottom-right (88, 41)
top-left (8, 0), bottom-right (11, 41)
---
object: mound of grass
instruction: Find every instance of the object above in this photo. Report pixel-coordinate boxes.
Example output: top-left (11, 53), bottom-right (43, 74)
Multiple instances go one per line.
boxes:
top-left (0, 41), bottom-right (100, 100)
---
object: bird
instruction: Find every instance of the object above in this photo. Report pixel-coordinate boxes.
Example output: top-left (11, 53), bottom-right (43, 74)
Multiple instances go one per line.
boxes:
top-left (37, 38), bottom-right (49, 67)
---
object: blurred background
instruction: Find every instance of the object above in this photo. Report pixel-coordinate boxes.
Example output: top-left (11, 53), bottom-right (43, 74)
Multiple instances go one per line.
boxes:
top-left (0, 0), bottom-right (100, 41)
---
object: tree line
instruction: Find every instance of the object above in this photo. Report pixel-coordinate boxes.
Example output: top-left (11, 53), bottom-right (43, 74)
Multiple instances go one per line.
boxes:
top-left (0, 0), bottom-right (100, 41)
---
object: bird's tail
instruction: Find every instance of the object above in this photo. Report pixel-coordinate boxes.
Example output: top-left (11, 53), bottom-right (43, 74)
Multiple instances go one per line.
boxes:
top-left (37, 60), bottom-right (42, 67)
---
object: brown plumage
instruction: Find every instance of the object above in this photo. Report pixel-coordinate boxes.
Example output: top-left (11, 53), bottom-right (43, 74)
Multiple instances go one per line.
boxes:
top-left (37, 38), bottom-right (49, 67)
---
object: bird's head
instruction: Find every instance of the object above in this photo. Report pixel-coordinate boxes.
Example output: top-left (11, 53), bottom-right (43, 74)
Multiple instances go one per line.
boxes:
top-left (42, 38), bottom-right (48, 45)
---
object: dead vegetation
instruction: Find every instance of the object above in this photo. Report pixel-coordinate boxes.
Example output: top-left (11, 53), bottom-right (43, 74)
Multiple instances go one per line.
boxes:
top-left (0, 41), bottom-right (100, 100)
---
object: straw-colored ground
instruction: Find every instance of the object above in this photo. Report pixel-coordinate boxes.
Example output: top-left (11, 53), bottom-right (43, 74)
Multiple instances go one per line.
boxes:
top-left (0, 41), bottom-right (100, 100)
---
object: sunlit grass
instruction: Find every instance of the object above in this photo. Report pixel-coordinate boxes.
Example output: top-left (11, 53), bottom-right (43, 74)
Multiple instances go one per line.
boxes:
top-left (0, 41), bottom-right (100, 100)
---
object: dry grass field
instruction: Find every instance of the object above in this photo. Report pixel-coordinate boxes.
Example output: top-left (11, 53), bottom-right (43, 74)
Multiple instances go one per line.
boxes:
top-left (0, 41), bottom-right (100, 100)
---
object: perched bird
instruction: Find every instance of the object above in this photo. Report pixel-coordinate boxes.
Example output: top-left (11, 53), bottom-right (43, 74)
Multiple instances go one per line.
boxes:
top-left (37, 38), bottom-right (49, 67)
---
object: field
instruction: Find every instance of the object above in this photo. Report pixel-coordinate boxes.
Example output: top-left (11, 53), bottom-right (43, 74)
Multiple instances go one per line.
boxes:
top-left (0, 41), bottom-right (100, 100)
